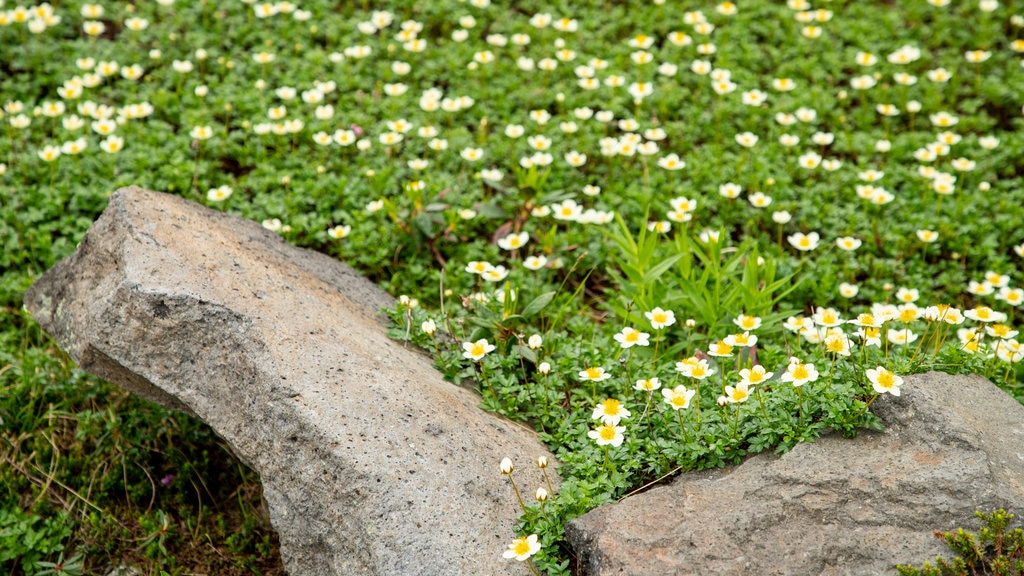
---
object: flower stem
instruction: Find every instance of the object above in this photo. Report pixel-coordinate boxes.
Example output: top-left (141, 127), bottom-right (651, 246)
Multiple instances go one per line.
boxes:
top-left (507, 474), bottom-right (526, 514)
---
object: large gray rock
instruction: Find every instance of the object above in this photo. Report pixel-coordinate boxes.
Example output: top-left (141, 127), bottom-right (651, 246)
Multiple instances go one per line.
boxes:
top-left (566, 371), bottom-right (1024, 575)
top-left (25, 186), bottom-right (556, 576)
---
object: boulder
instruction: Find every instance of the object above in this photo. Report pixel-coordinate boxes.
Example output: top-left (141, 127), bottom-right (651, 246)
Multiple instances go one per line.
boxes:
top-left (24, 186), bottom-right (556, 576)
top-left (566, 371), bottom-right (1024, 576)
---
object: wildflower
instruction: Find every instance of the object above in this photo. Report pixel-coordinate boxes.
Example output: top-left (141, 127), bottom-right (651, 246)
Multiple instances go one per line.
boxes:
top-left (748, 192), bottom-right (772, 208)
top-left (719, 182), bottom-right (742, 199)
top-left (995, 340), bottom-right (1023, 363)
top-left (839, 283), bottom-right (859, 298)
top-left (588, 423), bottom-right (625, 447)
top-left (835, 236), bottom-right (862, 251)
top-left (964, 306), bottom-right (1007, 323)
top-left (733, 314), bottom-right (762, 331)
top-left (37, 145), bottom-right (61, 162)
top-left (916, 229), bottom-right (939, 243)
top-left (784, 318), bottom-right (812, 338)
top-left (657, 153), bottom-right (686, 170)
top-left (772, 78), bottom-right (796, 91)
top-left (100, 135), bottom-right (124, 153)
top-left (481, 265), bottom-right (509, 282)
top-left (967, 280), bottom-right (994, 296)
top-left (645, 307), bottom-right (676, 330)
top-left (896, 302), bottom-right (922, 322)
top-left (497, 231), bottom-right (529, 251)
top-left (523, 255), bottom-right (548, 271)
top-left (614, 327), bottom-right (650, 348)
top-left (798, 152), bottom-right (821, 169)
top-left (578, 366), bottom-right (612, 381)
top-left (207, 185), bottom-right (233, 202)
top-left (327, 224), bottom-right (351, 239)
top-left (735, 132), bottom-right (759, 147)
top-left (662, 385), bottom-right (696, 410)
top-left (887, 328), bottom-right (919, 345)
top-left (592, 399), bottom-right (631, 425)
top-left (788, 231), bottom-right (820, 251)
top-left (724, 332), bottom-right (757, 347)
top-left (724, 381), bottom-right (751, 403)
top-left (527, 335), bottom-right (543, 350)
top-left (458, 146), bottom-right (484, 162)
top-left (676, 357), bottom-right (714, 379)
top-left (697, 229), bottom-right (722, 245)
top-left (738, 365), bottom-right (773, 386)
top-left (866, 366), bottom-right (903, 396)
top-left (924, 305), bottom-right (965, 325)
top-left (707, 340), bottom-right (734, 357)
top-left (647, 221), bottom-right (671, 233)
top-left (465, 261), bottom-right (492, 275)
top-left (986, 324), bottom-right (1019, 340)
top-left (811, 307), bottom-right (843, 325)
top-left (780, 358), bottom-right (819, 386)
top-left (995, 287), bottom-right (1024, 307)
top-left (635, 377), bottom-right (661, 391)
top-left (929, 111), bottom-right (959, 127)
top-left (503, 533), bottom-right (543, 561)
top-left (824, 333), bottom-right (852, 356)
top-left (462, 339), bottom-right (496, 361)
top-left (856, 327), bottom-right (882, 347)
top-left (421, 319), bottom-right (436, 335)
top-left (190, 126), bottom-right (213, 140)
top-left (964, 49), bottom-right (991, 63)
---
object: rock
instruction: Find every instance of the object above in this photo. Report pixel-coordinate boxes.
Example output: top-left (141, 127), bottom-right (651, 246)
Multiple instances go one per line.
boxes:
top-left (24, 186), bottom-right (555, 576)
top-left (566, 371), bottom-right (1024, 576)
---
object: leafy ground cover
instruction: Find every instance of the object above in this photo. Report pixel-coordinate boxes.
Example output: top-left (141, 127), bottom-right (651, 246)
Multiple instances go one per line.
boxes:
top-left (2, 0), bottom-right (1024, 573)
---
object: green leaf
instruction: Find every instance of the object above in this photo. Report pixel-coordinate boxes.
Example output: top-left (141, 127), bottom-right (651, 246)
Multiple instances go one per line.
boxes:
top-left (521, 291), bottom-right (557, 318)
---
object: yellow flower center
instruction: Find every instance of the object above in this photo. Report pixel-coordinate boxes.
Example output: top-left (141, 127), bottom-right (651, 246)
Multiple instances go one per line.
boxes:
top-left (876, 371), bottom-right (894, 389)
top-left (585, 367), bottom-right (602, 379)
top-left (599, 426), bottom-right (616, 441)
top-left (601, 400), bottom-right (621, 415)
top-left (792, 365), bottom-right (809, 379)
top-left (513, 540), bottom-right (531, 556)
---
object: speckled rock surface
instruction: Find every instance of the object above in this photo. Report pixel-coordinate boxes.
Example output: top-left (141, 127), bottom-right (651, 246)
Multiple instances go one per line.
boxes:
top-left (566, 371), bottom-right (1024, 576)
top-left (25, 186), bottom-right (555, 576)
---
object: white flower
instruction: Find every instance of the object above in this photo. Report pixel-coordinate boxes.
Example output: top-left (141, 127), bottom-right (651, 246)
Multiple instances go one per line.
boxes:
top-left (788, 231), bottom-right (820, 251)
top-left (497, 231), bottom-right (529, 251)
top-left (645, 307), bottom-right (676, 329)
top-left (463, 339), bottom-right (496, 361)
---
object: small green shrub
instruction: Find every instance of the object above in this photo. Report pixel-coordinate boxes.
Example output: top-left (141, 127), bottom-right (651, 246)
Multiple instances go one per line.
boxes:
top-left (899, 509), bottom-right (1024, 576)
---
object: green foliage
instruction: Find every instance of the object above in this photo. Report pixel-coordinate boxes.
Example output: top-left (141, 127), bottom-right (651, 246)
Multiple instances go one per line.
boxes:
top-left (3, 0), bottom-right (1024, 573)
top-left (898, 509), bottom-right (1024, 576)
top-left (0, 509), bottom-right (72, 575)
